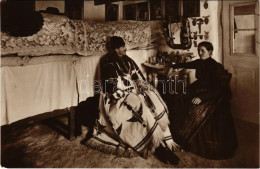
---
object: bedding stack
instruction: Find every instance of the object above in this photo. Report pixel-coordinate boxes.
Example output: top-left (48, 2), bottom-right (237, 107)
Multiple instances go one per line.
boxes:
top-left (1, 13), bottom-right (152, 59)
top-left (1, 13), bottom-right (153, 125)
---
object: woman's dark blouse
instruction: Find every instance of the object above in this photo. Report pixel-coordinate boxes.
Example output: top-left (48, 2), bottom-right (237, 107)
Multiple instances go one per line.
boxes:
top-left (173, 57), bottom-right (226, 101)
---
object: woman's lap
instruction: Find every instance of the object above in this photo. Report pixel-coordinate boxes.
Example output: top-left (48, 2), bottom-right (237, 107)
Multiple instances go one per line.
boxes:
top-left (170, 92), bottom-right (237, 159)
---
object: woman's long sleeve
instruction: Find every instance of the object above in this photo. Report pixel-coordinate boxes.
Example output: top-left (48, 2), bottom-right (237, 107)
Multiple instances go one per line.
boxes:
top-left (172, 60), bottom-right (200, 69)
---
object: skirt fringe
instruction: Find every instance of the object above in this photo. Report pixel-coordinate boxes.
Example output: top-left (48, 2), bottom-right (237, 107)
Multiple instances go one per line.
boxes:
top-left (84, 137), bottom-right (139, 158)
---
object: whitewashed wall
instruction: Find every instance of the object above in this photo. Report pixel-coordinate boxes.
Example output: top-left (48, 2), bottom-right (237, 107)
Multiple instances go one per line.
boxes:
top-left (83, 1), bottom-right (105, 20)
top-left (155, 1), bottom-right (222, 83)
top-left (83, 1), bottom-right (222, 84)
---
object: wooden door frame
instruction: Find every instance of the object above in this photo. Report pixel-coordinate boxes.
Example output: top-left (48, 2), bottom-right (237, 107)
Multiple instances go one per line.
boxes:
top-left (222, 0), bottom-right (259, 123)
top-left (222, 0), bottom-right (259, 87)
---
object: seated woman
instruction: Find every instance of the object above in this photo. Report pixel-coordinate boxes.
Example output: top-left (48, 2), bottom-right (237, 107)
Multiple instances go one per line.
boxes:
top-left (167, 41), bottom-right (238, 159)
top-left (86, 36), bottom-right (181, 164)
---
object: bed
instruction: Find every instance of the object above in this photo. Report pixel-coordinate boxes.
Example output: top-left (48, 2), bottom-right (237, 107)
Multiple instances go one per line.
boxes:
top-left (1, 13), bottom-right (155, 139)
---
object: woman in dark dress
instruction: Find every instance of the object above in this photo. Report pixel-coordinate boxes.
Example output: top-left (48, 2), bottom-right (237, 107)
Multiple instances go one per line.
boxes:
top-left (168, 41), bottom-right (238, 159)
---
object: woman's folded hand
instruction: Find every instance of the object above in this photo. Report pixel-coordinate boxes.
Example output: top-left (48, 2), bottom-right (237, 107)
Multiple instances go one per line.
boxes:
top-left (136, 80), bottom-right (154, 93)
top-left (192, 97), bottom-right (202, 105)
top-left (165, 68), bottom-right (174, 77)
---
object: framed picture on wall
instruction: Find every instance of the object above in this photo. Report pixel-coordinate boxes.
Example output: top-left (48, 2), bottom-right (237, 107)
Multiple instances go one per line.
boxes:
top-left (165, 0), bottom-right (180, 20)
top-left (183, 0), bottom-right (200, 18)
top-left (105, 4), bottom-right (118, 21)
top-left (123, 4), bottom-right (136, 20)
top-left (150, 0), bottom-right (163, 20)
top-left (65, 0), bottom-right (84, 20)
top-left (136, 2), bottom-right (148, 21)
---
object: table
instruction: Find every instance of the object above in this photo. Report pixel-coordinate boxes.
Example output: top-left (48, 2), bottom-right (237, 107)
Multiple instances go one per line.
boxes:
top-left (142, 63), bottom-right (190, 90)
top-left (142, 63), bottom-right (170, 87)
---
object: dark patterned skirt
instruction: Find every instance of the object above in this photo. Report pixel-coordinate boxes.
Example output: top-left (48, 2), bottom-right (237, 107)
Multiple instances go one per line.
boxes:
top-left (168, 93), bottom-right (238, 159)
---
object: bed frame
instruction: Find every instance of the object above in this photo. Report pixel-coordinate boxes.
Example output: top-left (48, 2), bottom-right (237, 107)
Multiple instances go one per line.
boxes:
top-left (5, 106), bottom-right (76, 140)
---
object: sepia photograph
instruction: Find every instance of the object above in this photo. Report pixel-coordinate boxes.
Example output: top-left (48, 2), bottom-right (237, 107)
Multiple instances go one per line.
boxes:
top-left (0, 0), bottom-right (259, 168)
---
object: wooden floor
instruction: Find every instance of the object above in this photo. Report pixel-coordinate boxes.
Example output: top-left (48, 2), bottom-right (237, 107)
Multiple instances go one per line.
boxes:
top-left (232, 118), bottom-right (259, 167)
top-left (1, 116), bottom-right (259, 168)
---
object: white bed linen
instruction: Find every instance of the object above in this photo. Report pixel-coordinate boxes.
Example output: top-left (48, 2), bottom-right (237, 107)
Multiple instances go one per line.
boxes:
top-left (1, 61), bottom-right (78, 125)
top-left (74, 55), bottom-right (102, 103)
top-left (0, 49), bottom-right (154, 125)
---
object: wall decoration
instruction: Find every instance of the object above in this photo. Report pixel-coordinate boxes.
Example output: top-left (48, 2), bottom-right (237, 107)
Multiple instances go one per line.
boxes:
top-left (166, 17), bottom-right (192, 49)
top-left (196, 18), bottom-right (204, 33)
top-left (203, 15), bottom-right (210, 24)
top-left (193, 31), bottom-right (198, 40)
top-left (183, 0), bottom-right (200, 17)
top-left (94, 0), bottom-right (121, 5)
top-left (123, 4), bottom-right (136, 20)
top-left (136, 2), bottom-right (148, 21)
top-left (190, 16), bottom-right (210, 35)
top-left (105, 4), bottom-right (118, 21)
top-left (203, 0), bottom-right (208, 9)
top-left (204, 31), bottom-right (209, 40)
top-left (150, 0), bottom-right (163, 20)
top-left (65, 0), bottom-right (83, 20)
top-left (165, 1), bottom-right (180, 19)
top-left (191, 18), bottom-right (197, 26)
top-left (193, 40), bottom-right (197, 47)
top-left (191, 16), bottom-right (210, 33)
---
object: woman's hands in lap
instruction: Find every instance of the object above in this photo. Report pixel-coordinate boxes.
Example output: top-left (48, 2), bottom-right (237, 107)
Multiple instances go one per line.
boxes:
top-left (192, 97), bottom-right (202, 105)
